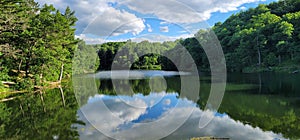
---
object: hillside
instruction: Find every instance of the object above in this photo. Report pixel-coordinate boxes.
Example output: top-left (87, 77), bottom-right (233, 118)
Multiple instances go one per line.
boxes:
top-left (83, 0), bottom-right (300, 73)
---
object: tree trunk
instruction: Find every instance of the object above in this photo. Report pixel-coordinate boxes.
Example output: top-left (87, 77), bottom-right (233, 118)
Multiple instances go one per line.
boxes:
top-left (19, 104), bottom-right (25, 117)
top-left (256, 36), bottom-right (261, 66)
top-left (278, 55), bottom-right (282, 64)
top-left (59, 86), bottom-right (65, 107)
top-left (58, 63), bottom-right (64, 82)
top-left (257, 47), bottom-right (261, 66)
top-left (18, 60), bottom-right (22, 72)
top-left (40, 92), bottom-right (46, 113)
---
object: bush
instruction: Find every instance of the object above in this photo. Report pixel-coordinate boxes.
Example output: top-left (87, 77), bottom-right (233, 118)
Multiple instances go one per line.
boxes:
top-left (0, 67), bottom-right (10, 81)
top-left (264, 53), bottom-right (277, 66)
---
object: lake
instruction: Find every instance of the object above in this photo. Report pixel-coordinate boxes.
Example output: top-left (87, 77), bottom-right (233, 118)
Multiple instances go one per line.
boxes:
top-left (1, 71), bottom-right (299, 140)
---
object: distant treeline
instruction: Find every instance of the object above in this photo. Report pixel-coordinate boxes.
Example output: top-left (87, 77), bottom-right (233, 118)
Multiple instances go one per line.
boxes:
top-left (76, 40), bottom-right (204, 72)
top-left (78, 0), bottom-right (300, 73)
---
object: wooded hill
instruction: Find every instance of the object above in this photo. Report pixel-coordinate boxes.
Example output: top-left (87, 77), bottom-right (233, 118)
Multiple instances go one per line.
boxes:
top-left (80, 0), bottom-right (300, 73)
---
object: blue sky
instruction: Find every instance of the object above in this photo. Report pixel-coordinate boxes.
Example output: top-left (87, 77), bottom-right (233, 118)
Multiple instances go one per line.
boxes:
top-left (36, 0), bottom-right (278, 44)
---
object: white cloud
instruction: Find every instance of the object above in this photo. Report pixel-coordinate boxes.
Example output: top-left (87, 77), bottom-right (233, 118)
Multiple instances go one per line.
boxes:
top-left (36, 0), bottom-right (267, 41)
top-left (147, 24), bottom-right (153, 32)
top-left (131, 34), bottom-right (194, 43)
top-left (36, 0), bottom-right (111, 33)
top-left (36, 0), bottom-right (145, 36)
top-left (160, 26), bottom-right (169, 33)
top-left (119, 0), bottom-right (203, 23)
top-left (77, 33), bottom-right (194, 44)
top-left (160, 21), bottom-right (169, 25)
top-left (178, 30), bottom-right (188, 33)
top-left (240, 6), bottom-right (247, 10)
top-left (75, 34), bottom-right (127, 44)
top-left (83, 7), bottom-right (145, 36)
top-left (119, 0), bottom-right (265, 23)
top-left (75, 34), bottom-right (106, 44)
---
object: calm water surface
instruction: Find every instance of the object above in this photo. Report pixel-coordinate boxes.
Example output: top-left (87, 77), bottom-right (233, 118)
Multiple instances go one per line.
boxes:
top-left (1, 71), bottom-right (299, 140)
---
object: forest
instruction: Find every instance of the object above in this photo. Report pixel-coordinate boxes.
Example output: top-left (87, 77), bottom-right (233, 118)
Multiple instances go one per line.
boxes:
top-left (0, 0), bottom-right (78, 92)
top-left (78, 0), bottom-right (300, 73)
top-left (1, 0), bottom-right (300, 91)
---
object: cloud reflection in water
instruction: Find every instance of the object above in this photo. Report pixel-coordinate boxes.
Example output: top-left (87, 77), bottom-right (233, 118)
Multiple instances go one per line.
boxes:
top-left (77, 92), bottom-right (285, 140)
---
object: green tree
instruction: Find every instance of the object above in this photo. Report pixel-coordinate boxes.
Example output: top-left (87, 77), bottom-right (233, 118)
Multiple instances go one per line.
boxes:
top-left (0, 1), bottom-right (78, 89)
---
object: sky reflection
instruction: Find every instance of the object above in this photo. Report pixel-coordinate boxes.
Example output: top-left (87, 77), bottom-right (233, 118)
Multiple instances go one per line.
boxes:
top-left (76, 92), bottom-right (285, 140)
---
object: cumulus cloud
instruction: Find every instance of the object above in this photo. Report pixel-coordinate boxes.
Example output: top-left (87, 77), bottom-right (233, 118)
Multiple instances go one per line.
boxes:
top-left (119, 0), bottom-right (265, 23)
top-left (240, 6), bottom-right (247, 10)
top-left (36, 0), bottom-right (145, 36)
top-left (160, 26), bottom-right (169, 33)
top-left (83, 7), bottom-right (145, 36)
top-left (147, 24), bottom-right (153, 32)
top-left (75, 34), bottom-right (106, 44)
top-left (160, 21), bottom-right (169, 25)
top-left (118, 0), bottom-right (203, 23)
top-left (36, 0), bottom-right (267, 41)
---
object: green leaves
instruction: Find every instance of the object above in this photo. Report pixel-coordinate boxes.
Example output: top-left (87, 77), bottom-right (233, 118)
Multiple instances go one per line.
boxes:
top-left (94, 41), bottom-right (172, 71)
top-left (0, 0), bottom-right (78, 88)
top-left (212, 0), bottom-right (300, 71)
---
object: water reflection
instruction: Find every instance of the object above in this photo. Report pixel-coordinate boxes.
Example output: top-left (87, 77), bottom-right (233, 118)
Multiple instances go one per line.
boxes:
top-left (227, 73), bottom-right (300, 96)
top-left (93, 70), bottom-right (189, 80)
top-left (77, 92), bottom-right (284, 140)
top-left (74, 71), bottom-right (293, 140)
top-left (0, 87), bottom-right (83, 140)
top-left (1, 72), bottom-right (299, 139)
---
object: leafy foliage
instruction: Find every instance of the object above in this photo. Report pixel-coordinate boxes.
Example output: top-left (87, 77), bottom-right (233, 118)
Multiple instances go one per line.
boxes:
top-left (91, 0), bottom-right (300, 73)
top-left (213, 0), bottom-right (300, 72)
top-left (0, 0), bottom-right (78, 89)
